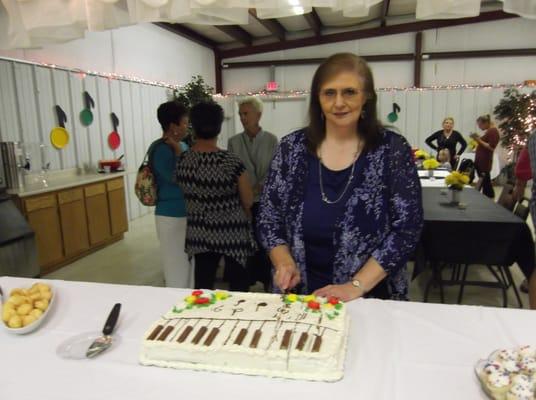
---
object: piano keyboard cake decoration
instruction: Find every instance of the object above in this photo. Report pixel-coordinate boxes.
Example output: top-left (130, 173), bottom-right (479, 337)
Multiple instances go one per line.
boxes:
top-left (140, 290), bottom-right (350, 381)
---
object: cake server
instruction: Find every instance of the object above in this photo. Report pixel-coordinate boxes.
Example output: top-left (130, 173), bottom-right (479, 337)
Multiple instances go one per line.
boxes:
top-left (86, 303), bottom-right (121, 358)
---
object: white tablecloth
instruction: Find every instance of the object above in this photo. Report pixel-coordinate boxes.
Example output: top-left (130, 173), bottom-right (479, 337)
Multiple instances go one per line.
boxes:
top-left (420, 178), bottom-right (448, 188)
top-left (418, 169), bottom-right (450, 178)
top-left (1, 277), bottom-right (535, 400)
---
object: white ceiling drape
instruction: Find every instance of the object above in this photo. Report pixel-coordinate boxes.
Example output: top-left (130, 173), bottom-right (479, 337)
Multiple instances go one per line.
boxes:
top-left (0, 0), bottom-right (534, 49)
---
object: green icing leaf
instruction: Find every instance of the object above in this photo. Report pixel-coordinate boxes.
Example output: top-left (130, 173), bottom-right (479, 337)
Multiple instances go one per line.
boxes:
top-left (335, 303), bottom-right (342, 310)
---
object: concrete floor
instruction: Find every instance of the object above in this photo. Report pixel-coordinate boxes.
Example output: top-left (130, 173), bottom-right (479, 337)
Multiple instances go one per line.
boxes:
top-left (45, 207), bottom-right (532, 309)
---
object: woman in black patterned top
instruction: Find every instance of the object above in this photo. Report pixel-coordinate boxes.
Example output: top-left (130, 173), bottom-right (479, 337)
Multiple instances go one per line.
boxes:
top-left (176, 102), bottom-right (256, 291)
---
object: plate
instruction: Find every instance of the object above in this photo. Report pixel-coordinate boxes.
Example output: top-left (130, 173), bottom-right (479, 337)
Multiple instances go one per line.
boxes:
top-left (475, 347), bottom-right (536, 400)
top-left (57, 331), bottom-right (121, 360)
top-left (1, 284), bottom-right (56, 335)
top-left (50, 127), bottom-right (70, 149)
top-left (108, 131), bottom-right (121, 150)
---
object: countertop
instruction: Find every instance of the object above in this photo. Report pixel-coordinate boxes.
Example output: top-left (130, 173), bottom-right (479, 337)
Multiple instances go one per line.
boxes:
top-left (7, 171), bottom-right (126, 198)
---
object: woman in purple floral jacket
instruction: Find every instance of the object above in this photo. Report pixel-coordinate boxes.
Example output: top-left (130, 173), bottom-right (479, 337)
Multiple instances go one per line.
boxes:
top-left (258, 53), bottom-right (423, 301)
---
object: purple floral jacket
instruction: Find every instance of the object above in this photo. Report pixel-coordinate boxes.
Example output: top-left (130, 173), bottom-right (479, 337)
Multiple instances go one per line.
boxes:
top-left (258, 129), bottom-right (423, 300)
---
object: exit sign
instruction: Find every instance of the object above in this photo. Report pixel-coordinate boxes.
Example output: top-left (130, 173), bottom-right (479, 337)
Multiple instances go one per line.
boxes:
top-left (266, 81), bottom-right (278, 91)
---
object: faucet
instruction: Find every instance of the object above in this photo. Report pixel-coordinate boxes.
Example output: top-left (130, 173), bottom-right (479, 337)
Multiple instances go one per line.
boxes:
top-left (39, 162), bottom-right (50, 187)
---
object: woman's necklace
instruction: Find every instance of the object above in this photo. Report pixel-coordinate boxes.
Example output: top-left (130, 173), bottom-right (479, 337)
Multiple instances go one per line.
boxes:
top-left (318, 142), bottom-right (360, 205)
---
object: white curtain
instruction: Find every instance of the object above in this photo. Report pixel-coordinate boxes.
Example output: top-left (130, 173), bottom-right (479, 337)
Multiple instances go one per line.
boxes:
top-left (415, 0), bottom-right (481, 20)
top-left (501, 0), bottom-right (536, 19)
top-left (0, 0), bottom-right (534, 49)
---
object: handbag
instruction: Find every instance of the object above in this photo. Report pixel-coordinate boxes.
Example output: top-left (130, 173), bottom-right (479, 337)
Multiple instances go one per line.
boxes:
top-left (134, 139), bottom-right (162, 206)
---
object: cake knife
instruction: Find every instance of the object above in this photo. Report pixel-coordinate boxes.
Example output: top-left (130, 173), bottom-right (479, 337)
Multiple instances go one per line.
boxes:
top-left (86, 303), bottom-right (121, 358)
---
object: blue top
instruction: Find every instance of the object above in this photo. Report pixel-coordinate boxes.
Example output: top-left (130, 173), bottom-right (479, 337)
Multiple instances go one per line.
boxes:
top-left (258, 129), bottom-right (423, 300)
top-left (303, 152), bottom-right (357, 293)
top-left (152, 140), bottom-right (188, 218)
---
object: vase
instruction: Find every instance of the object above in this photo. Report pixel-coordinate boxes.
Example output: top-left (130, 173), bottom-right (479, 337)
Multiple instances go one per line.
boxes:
top-left (428, 169), bottom-right (434, 179)
top-left (450, 189), bottom-right (461, 205)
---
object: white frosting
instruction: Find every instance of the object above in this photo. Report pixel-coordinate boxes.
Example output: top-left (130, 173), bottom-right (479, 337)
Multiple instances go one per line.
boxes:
top-left (518, 345), bottom-right (536, 359)
top-left (487, 371), bottom-right (511, 388)
top-left (503, 359), bottom-right (521, 373)
top-left (506, 383), bottom-right (534, 400)
top-left (498, 349), bottom-right (519, 362)
top-left (139, 291), bottom-right (349, 381)
top-left (519, 357), bottom-right (536, 374)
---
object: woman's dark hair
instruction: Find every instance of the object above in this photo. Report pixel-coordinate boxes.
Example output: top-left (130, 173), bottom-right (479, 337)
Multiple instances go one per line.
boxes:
top-left (306, 53), bottom-right (383, 153)
top-left (190, 101), bottom-right (224, 139)
top-left (157, 101), bottom-right (188, 131)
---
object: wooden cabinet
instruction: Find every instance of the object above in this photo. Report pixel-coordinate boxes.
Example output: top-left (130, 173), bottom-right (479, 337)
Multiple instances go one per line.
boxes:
top-left (106, 178), bottom-right (129, 236)
top-left (24, 194), bottom-right (63, 270)
top-left (58, 187), bottom-right (89, 257)
top-left (84, 183), bottom-right (111, 245)
top-left (19, 176), bottom-right (128, 274)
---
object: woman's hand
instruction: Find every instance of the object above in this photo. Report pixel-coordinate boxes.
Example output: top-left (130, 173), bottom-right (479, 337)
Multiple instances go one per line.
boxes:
top-left (164, 137), bottom-right (182, 155)
top-left (313, 283), bottom-right (363, 302)
top-left (274, 262), bottom-right (301, 292)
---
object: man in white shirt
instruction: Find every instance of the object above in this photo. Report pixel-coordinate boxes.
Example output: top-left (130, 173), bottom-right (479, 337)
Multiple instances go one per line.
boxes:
top-left (228, 97), bottom-right (278, 200)
top-left (228, 97), bottom-right (278, 290)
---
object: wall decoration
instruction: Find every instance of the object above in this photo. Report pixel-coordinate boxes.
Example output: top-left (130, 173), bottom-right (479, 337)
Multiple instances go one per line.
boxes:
top-left (80, 91), bottom-right (95, 126)
top-left (387, 103), bottom-right (401, 123)
top-left (50, 105), bottom-right (70, 149)
top-left (108, 113), bottom-right (121, 151)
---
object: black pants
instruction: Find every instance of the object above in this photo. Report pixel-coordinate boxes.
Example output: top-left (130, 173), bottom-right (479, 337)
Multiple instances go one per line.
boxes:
top-left (476, 166), bottom-right (495, 198)
top-left (194, 252), bottom-right (250, 292)
top-left (246, 203), bottom-right (272, 290)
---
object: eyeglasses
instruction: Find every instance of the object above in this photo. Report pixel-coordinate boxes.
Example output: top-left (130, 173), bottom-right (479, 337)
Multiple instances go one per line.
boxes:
top-left (319, 88), bottom-right (365, 100)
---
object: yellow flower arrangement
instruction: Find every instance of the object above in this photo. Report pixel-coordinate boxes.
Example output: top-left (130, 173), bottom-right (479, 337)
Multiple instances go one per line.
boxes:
top-left (468, 136), bottom-right (478, 151)
top-left (422, 158), bottom-right (440, 170)
top-left (445, 171), bottom-right (470, 190)
top-left (415, 149), bottom-right (430, 159)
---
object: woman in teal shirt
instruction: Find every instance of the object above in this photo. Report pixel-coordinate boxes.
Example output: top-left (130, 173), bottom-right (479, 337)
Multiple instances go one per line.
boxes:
top-left (152, 101), bottom-right (191, 288)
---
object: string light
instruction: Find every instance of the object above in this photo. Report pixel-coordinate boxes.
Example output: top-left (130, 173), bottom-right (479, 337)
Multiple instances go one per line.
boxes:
top-left (216, 83), bottom-right (528, 98)
top-left (0, 57), bottom-right (186, 90)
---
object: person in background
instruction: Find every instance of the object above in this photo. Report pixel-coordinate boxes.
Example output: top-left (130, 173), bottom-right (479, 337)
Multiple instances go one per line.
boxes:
top-left (513, 133), bottom-right (536, 302)
top-left (176, 102), bottom-right (256, 292)
top-left (152, 101), bottom-right (192, 288)
top-left (228, 97), bottom-right (278, 290)
top-left (471, 114), bottom-right (500, 198)
top-left (425, 117), bottom-right (467, 169)
top-left (258, 53), bottom-right (423, 302)
top-left (437, 148), bottom-right (452, 171)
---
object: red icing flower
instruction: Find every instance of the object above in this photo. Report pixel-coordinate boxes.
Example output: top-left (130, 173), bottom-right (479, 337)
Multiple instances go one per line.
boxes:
top-left (308, 300), bottom-right (320, 310)
top-left (195, 297), bottom-right (210, 304)
top-left (192, 290), bottom-right (204, 296)
top-left (328, 296), bottom-right (339, 305)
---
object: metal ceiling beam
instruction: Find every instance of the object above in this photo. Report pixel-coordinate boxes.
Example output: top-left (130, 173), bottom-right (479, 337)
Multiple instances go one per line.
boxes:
top-left (220, 10), bottom-right (517, 59)
top-left (222, 53), bottom-right (414, 69)
top-left (154, 22), bottom-right (218, 49)
top-left (380, 0), bottom-right (391, 27)
top-left (304, 8), bottom-right (322, 37)
top-left (214, 25), bottom-right (253, 46)
top-left (414, 32), bottom-right (422, 87)
top-left (424, 48), bottom-right (536, 60)
top-left (248, 9), bottom-right (286, 41)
